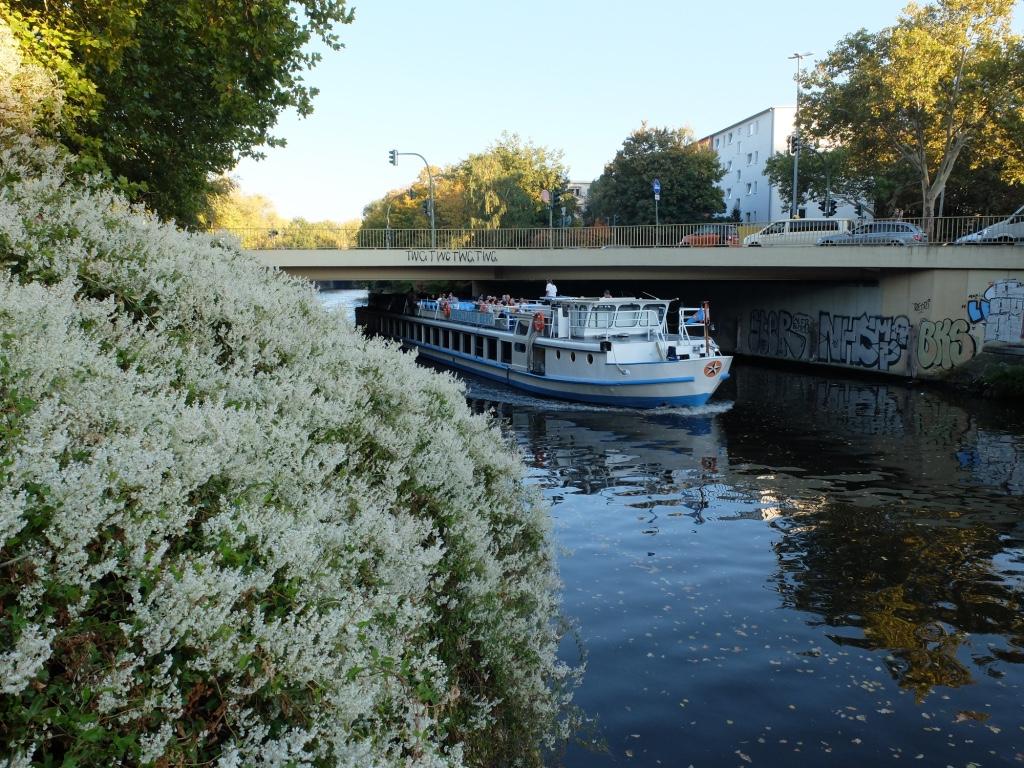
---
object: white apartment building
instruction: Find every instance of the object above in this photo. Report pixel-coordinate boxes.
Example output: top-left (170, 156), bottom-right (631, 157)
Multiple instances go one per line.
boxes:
top-left (702, 107), bottom-right (863, 225)
top-left (566, 180), bottom-right (591, 211)
top-left (701, 106), bottom-right (795, 225)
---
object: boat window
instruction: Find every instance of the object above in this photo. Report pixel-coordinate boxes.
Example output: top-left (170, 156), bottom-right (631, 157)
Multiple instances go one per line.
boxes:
top-left (515, 320), bottom-right (529, 335)
top-left (615, 303), bottom-right (641, 327)
top-left (514, 342), bottom-right (526, 352)
top-left (587, 304), bottom-right (614, 329)
top-left (641, 303), bottom-right (666, 327)
top-left (571, 304), bottom-right (591, 329)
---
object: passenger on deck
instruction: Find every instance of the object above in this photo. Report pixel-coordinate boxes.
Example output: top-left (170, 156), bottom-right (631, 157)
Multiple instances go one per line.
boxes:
top-left (685, 307), bottom-right (706, 325)
top-left (602, 289), bottom-right (613, 298)
top-left (545, 279), bottom-right (557, 298)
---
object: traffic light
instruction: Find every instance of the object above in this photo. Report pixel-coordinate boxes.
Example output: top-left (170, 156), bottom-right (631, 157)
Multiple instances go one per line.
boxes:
top-left (827, 199), bottom-right (837, 217)
top-left (388, 149), bottom-right (397, 166)
top-left (855, 202), bottom-right (863, 217)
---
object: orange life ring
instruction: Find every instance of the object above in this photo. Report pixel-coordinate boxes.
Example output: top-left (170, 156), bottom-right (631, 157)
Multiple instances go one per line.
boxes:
top-left (441, 300), bottom-right (451, 318)
top-left (532, 311), bottom-right (545, 332)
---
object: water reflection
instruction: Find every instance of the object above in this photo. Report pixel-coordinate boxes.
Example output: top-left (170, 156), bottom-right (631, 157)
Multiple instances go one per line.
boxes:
top-left (463, 365), bottom-right (1024, 765)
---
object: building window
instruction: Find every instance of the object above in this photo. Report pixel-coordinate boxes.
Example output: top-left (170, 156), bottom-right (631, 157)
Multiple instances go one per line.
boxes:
top-left (746, 152), bottom-right (752, 165)
top-left (726, 187), bottom-right (732, 198)
top-left (754, 150), bottom-right (759, 164)
top-left (727, 132), bottom-right (733, 144)
top-left (749, 121), bottom-right (758, 135)
top-left (746, 182), bottom-right (752, 195)
top-left (726, 160), bottom-right (732, 171)
top-left (753, 181), bottom-right (758, 194)
top-left (714, 137), bottom-right (720, 148)
top-left (736, 170), bottom-right (741, 180)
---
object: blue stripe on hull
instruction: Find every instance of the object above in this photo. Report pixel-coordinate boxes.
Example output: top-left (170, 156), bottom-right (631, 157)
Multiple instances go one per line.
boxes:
top-left (415, 346), bottom-right (717, 408)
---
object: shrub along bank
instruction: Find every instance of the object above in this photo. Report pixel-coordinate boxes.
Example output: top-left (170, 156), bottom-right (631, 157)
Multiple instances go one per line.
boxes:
top-left (0, 137), bottom-right (577, 767)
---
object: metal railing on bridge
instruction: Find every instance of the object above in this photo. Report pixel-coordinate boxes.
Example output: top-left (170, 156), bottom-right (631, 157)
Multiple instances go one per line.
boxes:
top-left (225, 215), bottom-right (1024, 251)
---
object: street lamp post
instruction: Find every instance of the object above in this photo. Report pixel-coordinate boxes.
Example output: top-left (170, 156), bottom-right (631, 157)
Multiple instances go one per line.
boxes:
top-left (389, 149), bottom-right (436, 249)
top-left (789, 52), bottom-right (813, 219)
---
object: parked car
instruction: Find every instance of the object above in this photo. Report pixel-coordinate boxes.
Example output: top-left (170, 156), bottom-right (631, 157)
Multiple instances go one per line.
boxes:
top-left (955, 204), bottom-right (1024, 244)
top-left (678, 224), bottom-right (739, 247)
top-left (818, 221), bottom-right (927, 246)
top-left (743, 218), bottom-right (853, 246)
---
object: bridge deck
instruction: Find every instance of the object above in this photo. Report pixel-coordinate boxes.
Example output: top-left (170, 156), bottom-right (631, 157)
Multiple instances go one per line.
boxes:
top-left (250, 245), bottom-right (1024, 282)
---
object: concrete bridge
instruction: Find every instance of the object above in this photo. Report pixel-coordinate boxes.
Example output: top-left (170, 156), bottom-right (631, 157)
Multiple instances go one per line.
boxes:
top-left (250, 244), bottom-right (1024, 381)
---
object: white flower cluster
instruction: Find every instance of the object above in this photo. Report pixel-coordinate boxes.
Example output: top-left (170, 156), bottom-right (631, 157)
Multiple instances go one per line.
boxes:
top-left (0, 136), bottom-right (577, 767)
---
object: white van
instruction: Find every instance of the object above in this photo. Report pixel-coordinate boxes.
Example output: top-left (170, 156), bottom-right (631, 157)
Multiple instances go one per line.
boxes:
top-left (744, 218), bottom-right (854, 247)
top-left (955, 204), bottom-right (1024, 244)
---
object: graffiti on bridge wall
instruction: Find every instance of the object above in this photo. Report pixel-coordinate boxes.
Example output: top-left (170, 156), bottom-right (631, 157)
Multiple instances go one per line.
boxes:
top-left (967, 279), bottom-right (1024, 345)
top-left (748, 309), bottom-right (911, 371)
top-left (748, 309), bottom-right (815, 360)
top-left (917, 318), bottom-right (976, 371)
top-left (818, 312), bottom-right (911, 372)
top-left (747, 300), bottom-right (1007, 372)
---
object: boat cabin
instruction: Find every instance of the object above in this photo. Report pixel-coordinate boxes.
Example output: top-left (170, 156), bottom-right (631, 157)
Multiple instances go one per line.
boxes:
top-left (542, 297), bottom-right (670, 340)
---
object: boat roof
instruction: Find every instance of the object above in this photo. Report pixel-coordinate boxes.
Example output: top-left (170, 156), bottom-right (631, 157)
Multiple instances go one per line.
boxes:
top-left (547, 296), bottom-right (672, 306)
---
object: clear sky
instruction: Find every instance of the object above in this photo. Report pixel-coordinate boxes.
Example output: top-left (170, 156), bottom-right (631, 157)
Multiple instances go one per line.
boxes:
top-left (231, 1), bottom-right (1021, 223)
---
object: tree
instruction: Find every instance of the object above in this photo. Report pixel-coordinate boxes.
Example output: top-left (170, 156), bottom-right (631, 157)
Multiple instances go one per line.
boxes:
top-left (361, 134), bottom-right (572, 236)
top-left (0, 16), bottom-right (64, 136)
top-left (450, 134), bottom-right (571, 229)
top-left (763, 145), bottom-right (913, 218)
top-left (204, 180), bottom-right (284, 249)
top-left (800, 0), bottom-right (1024, 231)
top-left (585, 123), bottom-right (725, 226)
top-left (2, 0), bottom-right (355, 226)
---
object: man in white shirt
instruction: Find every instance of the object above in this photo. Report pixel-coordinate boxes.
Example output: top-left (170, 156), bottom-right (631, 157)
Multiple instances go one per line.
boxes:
top-left (545, 279), bottom-right (557, 298)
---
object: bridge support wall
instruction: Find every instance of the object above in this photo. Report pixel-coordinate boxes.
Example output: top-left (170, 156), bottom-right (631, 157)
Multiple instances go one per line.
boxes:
top-left (716, 268), bottom-right (1023, 378)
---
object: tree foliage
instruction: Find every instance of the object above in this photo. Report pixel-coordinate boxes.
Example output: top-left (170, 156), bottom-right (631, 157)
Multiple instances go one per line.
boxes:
top-left (0, 17), bottom-right (64, 136)
top-left (206, 181), bottom-right (360, 249)
top-left (1, 0), bottom-right (354, 226)
top-left (362, 134), bottom-right (572, 232)
top-left (585, 124), bottom-right (725, 226)
top-left (800, 0), bottom-right (1024, 225)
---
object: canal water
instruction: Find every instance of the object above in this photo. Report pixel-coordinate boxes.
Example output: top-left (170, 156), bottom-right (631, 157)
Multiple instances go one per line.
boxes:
top-left (328, 289), bottom-right (1024, 766)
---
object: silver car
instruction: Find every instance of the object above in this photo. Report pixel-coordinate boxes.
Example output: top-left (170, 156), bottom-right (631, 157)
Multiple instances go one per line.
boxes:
top-left (817, 221), bottom-right (928, 246)
top-left (955, 204), bottom-right (1024, 244)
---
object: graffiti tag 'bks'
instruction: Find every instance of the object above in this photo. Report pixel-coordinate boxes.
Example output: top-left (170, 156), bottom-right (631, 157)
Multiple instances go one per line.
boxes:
top-left (748, 309), bottom-right (814, 360)
top-left (917, 318), bottom-right (976, 370)
top-left (818, 312), bottom-right (910, 371)
top-left (968, 279), bottom-right (1024, 344)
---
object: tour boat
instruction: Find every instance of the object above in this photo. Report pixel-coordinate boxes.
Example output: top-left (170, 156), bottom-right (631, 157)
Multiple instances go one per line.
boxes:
top-left (356, 294), bottom-right (732, 408)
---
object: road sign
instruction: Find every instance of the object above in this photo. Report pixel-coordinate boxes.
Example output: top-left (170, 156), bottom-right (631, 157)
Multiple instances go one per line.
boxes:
top-left (652, 178), bottom-right (661, 194)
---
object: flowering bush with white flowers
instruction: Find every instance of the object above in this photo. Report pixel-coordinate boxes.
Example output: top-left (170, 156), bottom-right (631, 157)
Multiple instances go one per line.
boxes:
top-left (0, 136), bottom-right (578, 767)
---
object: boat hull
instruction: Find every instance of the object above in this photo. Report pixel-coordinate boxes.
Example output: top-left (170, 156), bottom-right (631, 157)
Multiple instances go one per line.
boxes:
top-left (357, 303), bottom-right (731, 409)
top-left (412, 338), bottom-right (730, 408)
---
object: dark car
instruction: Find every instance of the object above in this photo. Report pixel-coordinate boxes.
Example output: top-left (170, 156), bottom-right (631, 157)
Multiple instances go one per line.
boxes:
top-left (678, 224), bottom-right (740, 247)
top-left (817, 221), bottom-right (927, 246)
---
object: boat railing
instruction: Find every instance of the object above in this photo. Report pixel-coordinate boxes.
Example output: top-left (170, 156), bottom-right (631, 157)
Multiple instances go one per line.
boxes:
top-left (678, 302), bottom-right (712, 354)
top-left (417, 300), bottom-right (526, 330)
